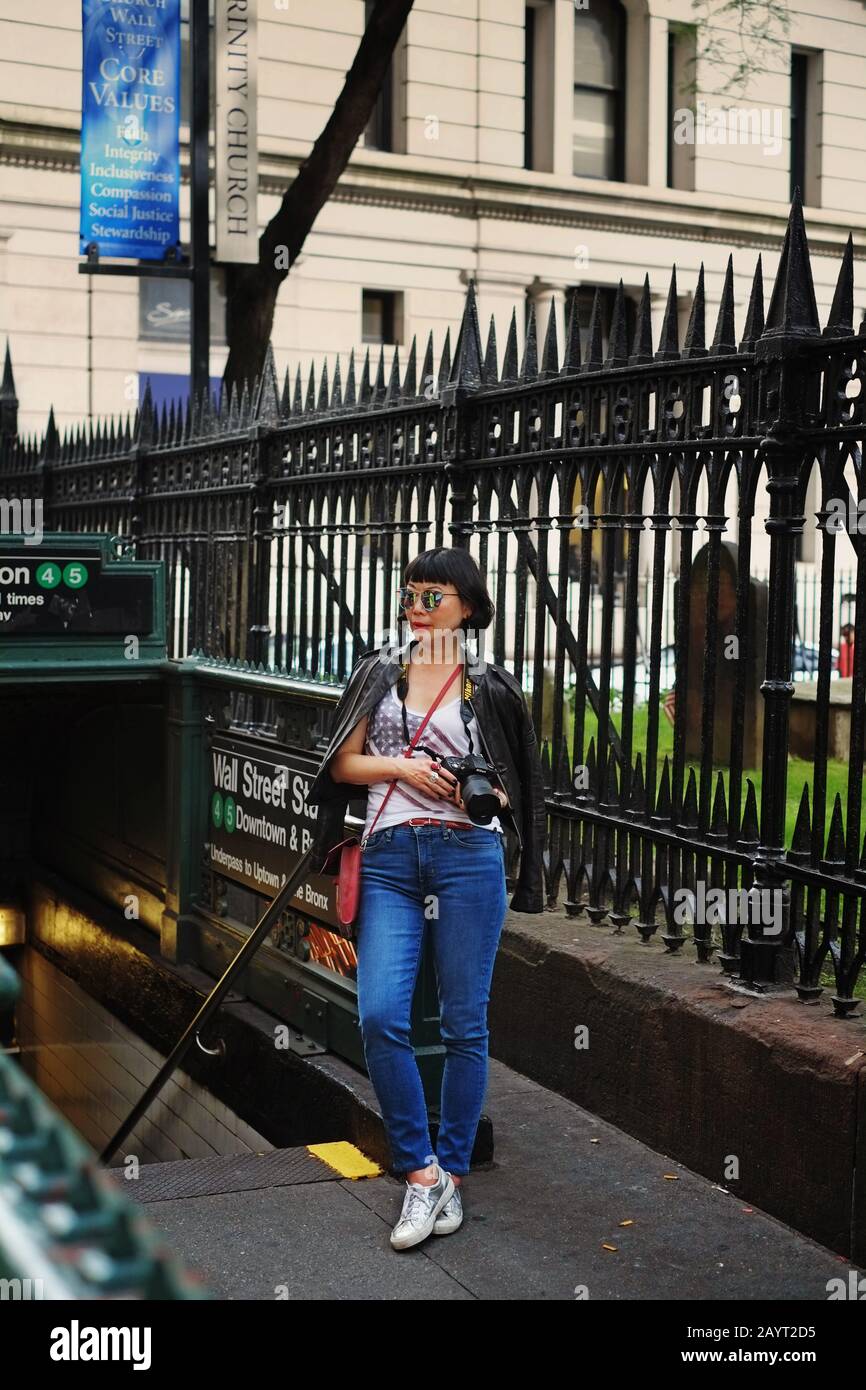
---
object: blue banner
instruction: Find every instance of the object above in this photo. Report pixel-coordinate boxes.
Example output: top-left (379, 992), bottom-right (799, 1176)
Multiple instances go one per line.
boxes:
top-left (80, 0), bottom-right (181, 261)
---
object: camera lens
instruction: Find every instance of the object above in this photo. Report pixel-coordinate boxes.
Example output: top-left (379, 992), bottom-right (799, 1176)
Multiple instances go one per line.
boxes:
top-left (461, 773), bottom-right (499, 824)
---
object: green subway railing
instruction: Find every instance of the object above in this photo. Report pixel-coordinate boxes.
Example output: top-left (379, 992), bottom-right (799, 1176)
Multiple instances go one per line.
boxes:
top-left (0, 953), bottom-right (211, 1299)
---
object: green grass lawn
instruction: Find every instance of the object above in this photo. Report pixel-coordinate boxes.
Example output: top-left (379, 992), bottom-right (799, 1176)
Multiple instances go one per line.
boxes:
top-left (561, 699), bottom-right (849, 851)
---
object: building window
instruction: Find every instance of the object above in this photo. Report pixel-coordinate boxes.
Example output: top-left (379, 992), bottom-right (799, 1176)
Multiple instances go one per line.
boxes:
top-left (362, 290), bottom-right (403, 345)
top-left (139, 270), bottom-right (226, 344)
top-left (572, 0), bottom-right (625, 179)
top-left (364, 0), bottom-right (394, 151)
top-left (524, 6), bottom-right (536, 171)
top-left (565, 284), bottom-right (636, 361)
top-left (790, 48), bottom-right (822, 206)
top-left (667, 22), bottom-right (696, 191)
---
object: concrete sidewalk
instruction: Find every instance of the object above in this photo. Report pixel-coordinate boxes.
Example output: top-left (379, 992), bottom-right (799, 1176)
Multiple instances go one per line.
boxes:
top-left (119, 1055), bottom-right (861, 1300)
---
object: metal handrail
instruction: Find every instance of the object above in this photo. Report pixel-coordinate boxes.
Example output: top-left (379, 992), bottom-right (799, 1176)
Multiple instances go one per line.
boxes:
top-left (100, 845), bottom-right (316, 1164)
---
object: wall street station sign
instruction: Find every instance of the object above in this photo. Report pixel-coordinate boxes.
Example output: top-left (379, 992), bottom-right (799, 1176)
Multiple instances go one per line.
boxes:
top-left (208, 733), bottom-right (342, 929)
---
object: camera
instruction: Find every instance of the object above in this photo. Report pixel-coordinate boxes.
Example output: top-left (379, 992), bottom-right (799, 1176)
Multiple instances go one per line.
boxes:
top-left (414, 745), bottom-right (501, 824)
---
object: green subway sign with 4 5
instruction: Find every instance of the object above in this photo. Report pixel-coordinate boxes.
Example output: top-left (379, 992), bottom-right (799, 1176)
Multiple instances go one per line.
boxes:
top-left (0, 551), bottom-right (154, 635)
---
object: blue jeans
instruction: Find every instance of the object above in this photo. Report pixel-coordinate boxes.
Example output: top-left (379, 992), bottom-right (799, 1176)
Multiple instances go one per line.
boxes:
top-left (355, 822), bottom-right (509, 1177)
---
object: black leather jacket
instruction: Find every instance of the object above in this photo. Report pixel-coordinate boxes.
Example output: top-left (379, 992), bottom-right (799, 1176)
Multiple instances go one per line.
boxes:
top-left (306, 639), bottom-right (548, 913)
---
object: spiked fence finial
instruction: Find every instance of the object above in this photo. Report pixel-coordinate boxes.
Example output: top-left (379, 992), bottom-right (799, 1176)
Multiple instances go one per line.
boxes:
top-left (682, 265), bottom-right (707, 358)
top-left (384, 346), bottom-right (401, 406)
top-left (372, 346), bottom-right (387, 406)
top-left (44, 405), bottom-right (60, 462)
top-left (655, 267), bottom-right (680, 362)
top-left (317, 358), bottom-right (330, 412)
top-left (563, 291), bottom-right (582, 373)
top-left (344, 350), bottom-right (357, 408)
top-left (520, 303), bottom-right (538, 380)
top-left (0, 339), bottom-right (18, 441)
top-left (629, 275), bottom-right (653, 365)
top-left (483, 314), bottom-right (499, 383)
top-left (540, 301), bottom-right (559, 377)
top-left (501, 309), bottom-right (519, 383)
top-left (136, 378), bottom-right (155, 447)
top-left (585, 289), bottom-right (604, 372)
top-left (402, 336), bottom-right (417, 398)
top-left (739, 255), bottom-right (765, 351)
top-left (438, 327), bottom-right (452, 389)
top-left (605, 280), bottom-right (629, 367)
top-left (824, 233), bottom-right (854, 337)
top-left (762, 190), bottom-right (820, 340)
top-left (450, 279), bottom-right (484, 390)
top-left (253, 342), bottom-right (281, 424)
top-left (711, 255), bottom-right (737, 354)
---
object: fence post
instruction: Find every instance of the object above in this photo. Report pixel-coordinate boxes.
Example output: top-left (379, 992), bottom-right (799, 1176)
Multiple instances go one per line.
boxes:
top-left (162, 662), bottom-right (204, 963)
top-left (129, 378), bottom-right (155, 552)
top-left (443, 281), bottom-right (484, 552)
top-left (746, 194), bottom-right (818, 987)
top-left (249, 345), bottom-right (280, 668)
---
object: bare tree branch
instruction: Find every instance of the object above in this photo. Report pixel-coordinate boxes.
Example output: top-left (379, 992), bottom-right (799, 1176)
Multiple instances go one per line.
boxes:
top-left (675, 0), bottom-right (791, 98)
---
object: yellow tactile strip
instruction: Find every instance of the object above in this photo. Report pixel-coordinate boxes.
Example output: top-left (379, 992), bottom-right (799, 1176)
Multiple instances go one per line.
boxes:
top-left (306, 1142), bottom-right (383, 1179)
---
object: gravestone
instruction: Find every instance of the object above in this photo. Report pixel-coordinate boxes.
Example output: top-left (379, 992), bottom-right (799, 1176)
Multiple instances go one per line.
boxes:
top-left (790, 678), bottom-right (852, 761)
top-left (676, 541), bottom-right (767, 769)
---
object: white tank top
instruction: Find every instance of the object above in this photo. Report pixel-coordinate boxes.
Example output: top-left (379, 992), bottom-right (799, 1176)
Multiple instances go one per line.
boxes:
top-left (362, 682), bottom-right (503, 838)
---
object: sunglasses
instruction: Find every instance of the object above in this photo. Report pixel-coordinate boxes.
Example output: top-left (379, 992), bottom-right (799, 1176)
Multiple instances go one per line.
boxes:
top-left (397, 586), bottom-right (461, 611)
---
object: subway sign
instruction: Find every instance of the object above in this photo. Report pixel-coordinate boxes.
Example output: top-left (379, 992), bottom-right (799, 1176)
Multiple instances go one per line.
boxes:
top-left (0, 551), bottom-right (154, 635)
top-left (208, 732), bottom-right (342, 928)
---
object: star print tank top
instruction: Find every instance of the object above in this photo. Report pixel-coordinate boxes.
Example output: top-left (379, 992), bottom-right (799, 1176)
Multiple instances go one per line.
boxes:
top-left (362, 682), bottom-right (504, 838)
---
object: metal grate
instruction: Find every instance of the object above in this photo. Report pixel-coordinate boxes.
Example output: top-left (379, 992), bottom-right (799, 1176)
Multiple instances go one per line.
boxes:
top-left (104, 1146), bottom-right (339, 1203)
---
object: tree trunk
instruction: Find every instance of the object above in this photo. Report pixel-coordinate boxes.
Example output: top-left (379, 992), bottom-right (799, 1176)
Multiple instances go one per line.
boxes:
top-left (223, 262), bottom-right (281, 397)
top-left (222, 0), bottom-right (415, 395)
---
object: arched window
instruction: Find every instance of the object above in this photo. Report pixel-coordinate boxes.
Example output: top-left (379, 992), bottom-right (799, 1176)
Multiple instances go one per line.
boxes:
top-left (573, 0), bottom-right (625, 179)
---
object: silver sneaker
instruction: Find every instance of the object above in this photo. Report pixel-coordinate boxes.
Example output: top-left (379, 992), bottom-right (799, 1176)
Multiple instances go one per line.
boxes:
top-left (432, 1180), bottom-right (463, 1235)
top-left (390, 1164), bottom-right (455, 1250)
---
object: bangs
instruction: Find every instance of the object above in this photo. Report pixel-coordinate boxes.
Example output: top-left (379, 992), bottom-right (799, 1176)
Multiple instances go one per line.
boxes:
top-left (403, 551), bottom-right (454, 586)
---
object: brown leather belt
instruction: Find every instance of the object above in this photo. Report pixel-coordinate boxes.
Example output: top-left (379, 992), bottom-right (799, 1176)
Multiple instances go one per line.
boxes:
top-left (406, 817), bottom-right (472, 829)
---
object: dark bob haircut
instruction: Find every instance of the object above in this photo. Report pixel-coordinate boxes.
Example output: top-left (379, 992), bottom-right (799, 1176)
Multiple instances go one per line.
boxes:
top-left (402, 547), bottom-right (495, 631)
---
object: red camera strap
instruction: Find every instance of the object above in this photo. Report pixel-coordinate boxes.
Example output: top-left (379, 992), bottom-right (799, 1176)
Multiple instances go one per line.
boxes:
top-left (364, 662), bottom-right (463, 842)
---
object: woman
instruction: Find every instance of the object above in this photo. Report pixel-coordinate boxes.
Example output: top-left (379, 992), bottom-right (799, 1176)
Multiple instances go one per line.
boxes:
top-left (306, 547), bottom-right (547, 1252)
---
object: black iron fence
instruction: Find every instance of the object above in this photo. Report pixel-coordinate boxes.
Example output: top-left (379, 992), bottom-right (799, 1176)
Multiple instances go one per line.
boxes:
top-left (3, 194), bottom-right (866, 1015)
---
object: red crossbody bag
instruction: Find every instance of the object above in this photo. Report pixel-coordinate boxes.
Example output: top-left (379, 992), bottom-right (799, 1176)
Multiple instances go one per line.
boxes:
top-left (320, 663), bottom-right (463, 933)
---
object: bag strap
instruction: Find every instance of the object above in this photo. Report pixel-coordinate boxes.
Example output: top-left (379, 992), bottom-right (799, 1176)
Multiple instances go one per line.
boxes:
top-left (364, 662), bottom-right (463, 840)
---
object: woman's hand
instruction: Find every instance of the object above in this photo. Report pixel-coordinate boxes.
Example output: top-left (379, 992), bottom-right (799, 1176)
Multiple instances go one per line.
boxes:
top-left (398, 755), bottom-right (460, 802)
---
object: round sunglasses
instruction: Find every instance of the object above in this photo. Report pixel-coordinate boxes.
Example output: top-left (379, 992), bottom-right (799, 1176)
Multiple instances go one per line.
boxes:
top-left (397, 586), bottom-right (461, 611)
